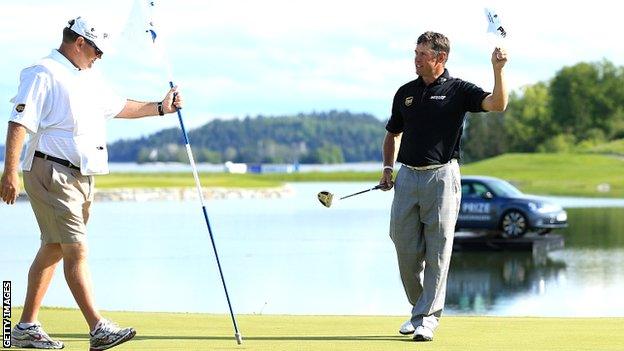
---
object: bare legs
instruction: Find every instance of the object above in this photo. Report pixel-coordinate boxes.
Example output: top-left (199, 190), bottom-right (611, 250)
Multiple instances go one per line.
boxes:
top-left (20, 242), bottom-right (102, 331)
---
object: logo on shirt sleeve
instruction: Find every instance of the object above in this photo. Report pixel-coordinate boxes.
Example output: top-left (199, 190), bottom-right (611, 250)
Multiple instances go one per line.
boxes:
top-left (405, 96), bottom-right (413, 106)
top-left (15, 104), bottom-right (25, 113)
top-left (430, 95), bottom-right (446, 100)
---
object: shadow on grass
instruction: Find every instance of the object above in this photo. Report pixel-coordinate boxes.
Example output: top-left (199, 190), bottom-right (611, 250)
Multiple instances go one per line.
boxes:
top-left (53, 334), bottom-right (410, 342)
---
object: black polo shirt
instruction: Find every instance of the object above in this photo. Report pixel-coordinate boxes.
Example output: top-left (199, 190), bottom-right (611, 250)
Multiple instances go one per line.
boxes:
top-left (386, 69), bottom-right (489, 167)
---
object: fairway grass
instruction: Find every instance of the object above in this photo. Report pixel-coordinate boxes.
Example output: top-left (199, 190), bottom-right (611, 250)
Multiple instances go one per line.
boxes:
top-left (4, 153), bottom-right (624, 197)
top-left (93, 153), bottom-right (624, 197)
top-left (8, 307), bottom-right (624, 350)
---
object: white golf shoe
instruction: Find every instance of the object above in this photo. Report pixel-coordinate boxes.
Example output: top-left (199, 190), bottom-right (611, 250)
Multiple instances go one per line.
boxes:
top-left (413, 325), bottom-right (434, 341)
top-left (399, 319), bottom-right (415, 335)
top-left (11, 323), bottom-right (64, 349)
top-left (89, 319), bottom-right (135, 350)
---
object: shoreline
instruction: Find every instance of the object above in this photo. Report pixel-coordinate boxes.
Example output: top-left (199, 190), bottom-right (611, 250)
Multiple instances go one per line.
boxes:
top-left (95, 184), bottom-right (295, 201)
top-left (14, 184), bottom-right (624, 204)
top-left (16, 184), bottom-right (295, 202)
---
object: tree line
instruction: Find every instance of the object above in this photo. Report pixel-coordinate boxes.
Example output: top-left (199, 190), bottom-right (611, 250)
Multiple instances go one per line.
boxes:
top-left (108, 110), bottom-right (387, 164)
top-left (109, 59), bottom-right (624, 164)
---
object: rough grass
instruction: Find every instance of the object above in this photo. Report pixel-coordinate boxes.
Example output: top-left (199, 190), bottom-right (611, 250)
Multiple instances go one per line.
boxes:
top-left (8, 307), bottom-right (624, 351)
top-left (585, 138), bottom-right (624, 156)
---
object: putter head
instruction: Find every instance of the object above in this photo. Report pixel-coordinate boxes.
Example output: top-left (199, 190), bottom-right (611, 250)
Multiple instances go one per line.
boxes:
top-left (317, 191), bottom-right (334, 208)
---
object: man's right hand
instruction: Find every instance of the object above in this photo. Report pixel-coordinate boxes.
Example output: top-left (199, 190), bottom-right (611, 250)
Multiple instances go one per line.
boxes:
top-left (2, 122), bottom-right (27, 205)
top-left (1, 170), bottom-right (21, 205)
top-left (379, 168), bottom-right (394, 191)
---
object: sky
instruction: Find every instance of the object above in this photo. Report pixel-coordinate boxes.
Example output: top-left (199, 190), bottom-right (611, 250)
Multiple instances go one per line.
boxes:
top-left (1, 0), bottom-right (623, 144)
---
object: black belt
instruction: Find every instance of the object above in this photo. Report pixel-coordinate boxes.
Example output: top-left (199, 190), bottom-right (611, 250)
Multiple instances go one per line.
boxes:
top-left (34, 151), bottom-right (80, 171)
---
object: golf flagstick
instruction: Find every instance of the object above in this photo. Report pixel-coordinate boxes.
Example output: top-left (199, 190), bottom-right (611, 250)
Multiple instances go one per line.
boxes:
top-left (140, 1), bottom-right (242, 345)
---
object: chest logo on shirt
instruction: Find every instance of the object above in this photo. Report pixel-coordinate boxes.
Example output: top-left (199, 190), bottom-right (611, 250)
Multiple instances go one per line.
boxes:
top-left (15, 104), bottom-right (25, 113)
top-left (405, 96), bottom-right (413, 106)
top-left (430, 95), bottom-right (446, 100)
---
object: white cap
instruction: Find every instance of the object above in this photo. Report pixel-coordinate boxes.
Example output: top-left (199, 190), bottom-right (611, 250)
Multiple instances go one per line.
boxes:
top-left (66, 16), bottom-right (111, 54)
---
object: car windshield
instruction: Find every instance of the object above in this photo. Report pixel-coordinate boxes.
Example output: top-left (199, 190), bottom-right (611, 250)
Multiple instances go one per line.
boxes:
top-left (487, 179), bottom-right (524, 197)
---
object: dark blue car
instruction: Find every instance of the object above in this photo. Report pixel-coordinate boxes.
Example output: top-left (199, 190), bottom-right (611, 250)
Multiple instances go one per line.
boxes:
top-left (457, 176), bottom-right (568, 238)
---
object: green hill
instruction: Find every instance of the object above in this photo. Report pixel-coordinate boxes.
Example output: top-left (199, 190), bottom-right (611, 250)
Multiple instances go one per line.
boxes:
top-left (460, 153), bottom-right (624, 197)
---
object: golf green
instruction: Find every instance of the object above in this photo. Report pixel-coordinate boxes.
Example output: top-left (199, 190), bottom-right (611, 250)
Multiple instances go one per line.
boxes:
top-left (8, 308), bottom-right (624, 350)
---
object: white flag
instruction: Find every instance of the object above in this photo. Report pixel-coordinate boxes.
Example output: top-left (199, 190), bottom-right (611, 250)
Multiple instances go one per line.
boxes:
top-left (484, 8), bottom-right (507, 39)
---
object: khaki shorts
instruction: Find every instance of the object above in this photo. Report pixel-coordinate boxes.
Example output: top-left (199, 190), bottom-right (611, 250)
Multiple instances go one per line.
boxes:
top-left (23, 156), bottom-right (94, 244)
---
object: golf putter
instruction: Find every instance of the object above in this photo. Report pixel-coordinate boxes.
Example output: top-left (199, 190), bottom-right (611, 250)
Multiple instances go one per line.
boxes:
top-left (317, 185), bottom-right (385, 208)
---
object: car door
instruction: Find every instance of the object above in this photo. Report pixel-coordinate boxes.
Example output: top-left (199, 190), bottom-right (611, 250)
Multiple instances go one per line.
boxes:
top-left (458, 181), bottom-right (497, 229)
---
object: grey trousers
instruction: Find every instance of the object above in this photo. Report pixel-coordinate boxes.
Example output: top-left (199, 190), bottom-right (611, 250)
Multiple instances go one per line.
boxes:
top-left (389, 161), bottom-right (461, 331)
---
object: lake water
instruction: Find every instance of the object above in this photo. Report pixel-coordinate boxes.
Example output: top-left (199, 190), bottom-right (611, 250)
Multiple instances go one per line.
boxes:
top-left (1, 182), bottom-right (624, 317)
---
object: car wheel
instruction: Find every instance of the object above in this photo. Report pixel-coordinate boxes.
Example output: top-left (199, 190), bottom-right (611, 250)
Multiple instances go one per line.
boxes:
top-left (500, 210), bottom-right (528, 238)
top-left (537, 228), bottom-right (551, 235)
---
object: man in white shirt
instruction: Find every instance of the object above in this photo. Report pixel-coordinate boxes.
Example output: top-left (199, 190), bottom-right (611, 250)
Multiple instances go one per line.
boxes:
top-left (0, 17), bottom-right (183, 350)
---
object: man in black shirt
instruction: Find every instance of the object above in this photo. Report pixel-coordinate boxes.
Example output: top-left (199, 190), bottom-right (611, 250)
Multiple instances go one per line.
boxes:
top-left (379, 31), bottom-right (508, 341)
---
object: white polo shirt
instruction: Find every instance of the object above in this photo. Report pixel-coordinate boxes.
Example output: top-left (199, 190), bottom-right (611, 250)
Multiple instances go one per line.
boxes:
top-left (9, 49), bottom-right (126, 175)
